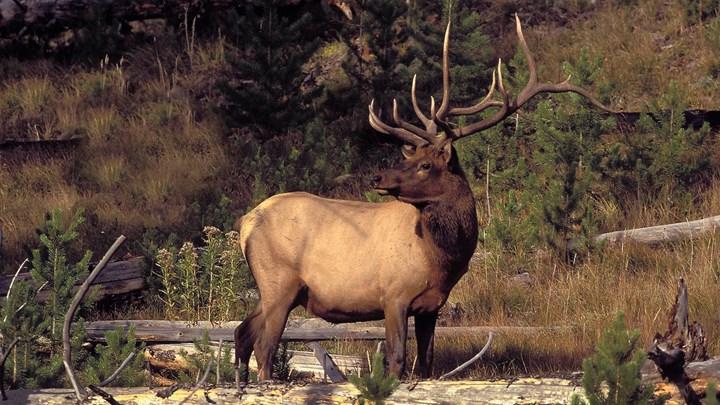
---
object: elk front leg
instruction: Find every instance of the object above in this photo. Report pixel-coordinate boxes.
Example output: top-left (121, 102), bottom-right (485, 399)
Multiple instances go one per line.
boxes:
top-left (384, 302), bottom-right (409, 378)
top-left (414, 312), bottom-right (437, 378)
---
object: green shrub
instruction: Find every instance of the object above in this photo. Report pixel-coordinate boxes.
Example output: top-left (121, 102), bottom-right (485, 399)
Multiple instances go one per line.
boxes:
top-left (708, 380), bottom-right (719, 405)
top-left (178, 331), bottom-right (235, 384)
top-left (350, 352), bottom-right (400, 405)
top-left (571, 312), bottom-right (650, 405)
top-left (83, 325), bottom-right (146, 387)
top-left (273, 342), bottom-right (295, 381)
top-left (0, 209), bottom-right (98, 389)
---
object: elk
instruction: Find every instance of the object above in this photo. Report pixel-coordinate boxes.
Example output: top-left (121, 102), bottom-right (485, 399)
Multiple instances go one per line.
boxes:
top-left (234, 14), bottom-right (613, 382)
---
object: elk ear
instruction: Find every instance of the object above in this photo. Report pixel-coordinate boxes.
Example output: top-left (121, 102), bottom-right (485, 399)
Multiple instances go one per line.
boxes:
top-left (438, 140), bottom-right (453, 163)
top-left (401, 144), bottom-right (416, 159)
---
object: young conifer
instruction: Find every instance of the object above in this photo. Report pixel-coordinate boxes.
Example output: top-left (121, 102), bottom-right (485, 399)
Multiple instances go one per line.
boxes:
top-left (350, 352), bottom-right (400, 405)
top-left (572, 312), bottom-right (651, 405)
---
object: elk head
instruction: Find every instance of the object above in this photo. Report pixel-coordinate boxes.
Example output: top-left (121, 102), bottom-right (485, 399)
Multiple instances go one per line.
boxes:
top-left (368, 14), bottom-right (615, 204)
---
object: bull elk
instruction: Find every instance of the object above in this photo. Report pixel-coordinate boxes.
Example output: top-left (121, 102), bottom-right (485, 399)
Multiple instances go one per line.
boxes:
top-left (234, 15), bottom-right (614, 382)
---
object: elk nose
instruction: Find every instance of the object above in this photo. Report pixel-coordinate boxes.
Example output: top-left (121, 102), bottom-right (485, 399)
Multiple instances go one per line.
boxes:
top-left (371, 175), bottom-right (382, 187)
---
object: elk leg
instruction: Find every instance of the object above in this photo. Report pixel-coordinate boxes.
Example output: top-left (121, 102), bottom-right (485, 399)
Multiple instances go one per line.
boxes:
top-left (255, 292), bottom-right (297, 381)
top-left (414, 312), bottom-right (438, 378)
top-left (384, 302), bottom-right (409, 379)
top-left (234, 305), bottom-right (263, 385)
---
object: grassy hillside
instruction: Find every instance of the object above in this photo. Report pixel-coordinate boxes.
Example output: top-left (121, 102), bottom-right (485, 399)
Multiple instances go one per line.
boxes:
top-left (1, 0), bottom-right (719, 380)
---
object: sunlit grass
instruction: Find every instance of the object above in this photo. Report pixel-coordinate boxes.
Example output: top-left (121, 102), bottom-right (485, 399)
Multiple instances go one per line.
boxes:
top-left (0, 36), bottom-right (234, 267)
top-left (3, 77), bottom-right (56, 117)
top-left (532, 0), bottom-right (720, 110)
top-left (83, 107), bottom-right (121, 149)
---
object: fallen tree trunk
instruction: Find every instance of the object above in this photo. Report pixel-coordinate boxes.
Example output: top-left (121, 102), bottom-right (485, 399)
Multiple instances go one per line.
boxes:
top-left (84, 319), bottom-right (562, 343)
top-left (143, 343), bottom-right (367, 382)
top-left (593, 215), bottom-right (720, 246)
top-left (4, 379), bottom-right (586, 404)
top-left (0, 257), bottom-right (145, 302)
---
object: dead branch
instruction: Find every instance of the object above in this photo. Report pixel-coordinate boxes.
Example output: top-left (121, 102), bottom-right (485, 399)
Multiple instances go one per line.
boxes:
top-left (647, 278), bottom-right (707, 405)
top-left (439, 332), bottom-right (493, 380)
top-left (87, 384), bottom-right (121, 405)
top-left (216, 339), bottom-right (223, 386)
top-left (179, 350), bottom-right (214, 404)
top-left (0, 337), bottom-right (19, 400)
top-left (156, 383), bottom-right (181, 399)
top-left (98, 352), bottom-right (137, 388)
top-left (62, 235), bottom-right (126, 401)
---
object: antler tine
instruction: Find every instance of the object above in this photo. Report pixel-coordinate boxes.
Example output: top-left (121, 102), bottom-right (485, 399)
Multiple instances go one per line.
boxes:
top-left (368, 99), bottom-right (430, 146)
top-left (391, 99), bottom-right (437, 143)
top-left (511, 13), bottom-right (616, 114)
top-left (411, 75), bottom-right (439, 134)
top-left (450, 13), bottom-right (615, 139)
top-left (435, 19), bottom-right (452, 122)
top-left (448, 67), bottom-right (503, 116)
top-left (411, 75), bottom-right (429, 124)
top-left (451, 60), bottom-right (511, 137)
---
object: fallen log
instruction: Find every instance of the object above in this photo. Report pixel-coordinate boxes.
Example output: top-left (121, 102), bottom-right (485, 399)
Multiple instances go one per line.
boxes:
top-left (2, 379), bottom-right (586, 404)
top-left (84, 319), bottom-right (564, 343)
top-left (0, 257), bottom-right (145, 302)
top-left (143, 343), bottom-right (367, 382)
top-left (593, 215), bottom-right (720, 246)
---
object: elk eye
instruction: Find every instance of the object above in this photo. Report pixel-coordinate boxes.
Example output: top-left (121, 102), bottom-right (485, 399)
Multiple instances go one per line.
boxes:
top-left (420, 163), bottom-right (431, 170)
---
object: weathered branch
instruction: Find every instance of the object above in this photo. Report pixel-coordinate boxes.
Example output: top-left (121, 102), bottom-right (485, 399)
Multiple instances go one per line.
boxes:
top-left (179, 348), bottom-right (215, 404)
top-left (62, 235), bottom-right (126, 401)
top-left (0, 337), bottom-right (19, 400)
top-left (439, 332), bottom-right (493, 380)
top-left (647, 278), bottom-right (708, 405)
top-left (87, 384), bottom-right (122, 405)
top-left (98, 352), bottom-right (137, 388)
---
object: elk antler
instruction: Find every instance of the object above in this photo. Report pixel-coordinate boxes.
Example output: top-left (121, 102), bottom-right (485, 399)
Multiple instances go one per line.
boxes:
top-left (368, 14), bottom-right (616, 146)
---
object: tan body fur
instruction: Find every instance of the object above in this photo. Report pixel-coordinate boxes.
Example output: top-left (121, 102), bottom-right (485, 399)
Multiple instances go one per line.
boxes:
top-left (239, 192), bottom-right (453, 324)
top-left (234, 173), bottom-right (476, 381)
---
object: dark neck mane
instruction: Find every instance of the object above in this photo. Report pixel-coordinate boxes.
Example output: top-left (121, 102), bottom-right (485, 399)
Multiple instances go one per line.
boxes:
top-left (417, 168), bottom-right (478, 272)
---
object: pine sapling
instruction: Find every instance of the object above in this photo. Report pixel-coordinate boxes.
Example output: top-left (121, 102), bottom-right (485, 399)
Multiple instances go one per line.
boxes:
top-left (350, 352), bottom-right (400, 405)
top-left (572, 311), bottom-right (651, 405)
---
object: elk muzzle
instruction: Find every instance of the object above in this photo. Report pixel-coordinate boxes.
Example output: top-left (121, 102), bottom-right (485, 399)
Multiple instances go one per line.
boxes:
top-left (371, 170), bottom-right (402, 196)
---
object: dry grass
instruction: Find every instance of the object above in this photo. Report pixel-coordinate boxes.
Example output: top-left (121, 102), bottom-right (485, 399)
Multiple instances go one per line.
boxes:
top-left (0, 34), bottom-right (233, 266)
top-left (531, 0), bottom-right (720, 110)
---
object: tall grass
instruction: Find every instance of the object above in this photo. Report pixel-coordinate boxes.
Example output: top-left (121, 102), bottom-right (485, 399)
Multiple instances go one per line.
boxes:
top-left (532, 0), bottom-right (720, 110)
top-left (0, 26), bottom-right (234, 266)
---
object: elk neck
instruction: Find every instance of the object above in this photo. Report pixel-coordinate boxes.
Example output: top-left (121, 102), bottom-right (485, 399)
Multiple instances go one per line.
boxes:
top-left (414, 166), bottom-right (478, 275)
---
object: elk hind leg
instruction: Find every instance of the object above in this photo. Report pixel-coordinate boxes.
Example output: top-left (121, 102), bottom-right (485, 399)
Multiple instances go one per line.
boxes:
top-left (254, 288), bottom-right (300, 381)
top-left (235, 305), bottom-right (263, 386)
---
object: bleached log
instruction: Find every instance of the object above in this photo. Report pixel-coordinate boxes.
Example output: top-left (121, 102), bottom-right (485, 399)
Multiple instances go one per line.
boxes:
top-left (84, 319), bottom-right (562, 343)
top-left (594, 215), bottom-right (720, 246)
top-left (3, 379), bottom-right (586, 404)
top-left (144, 343), bottom-right (367, 381)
